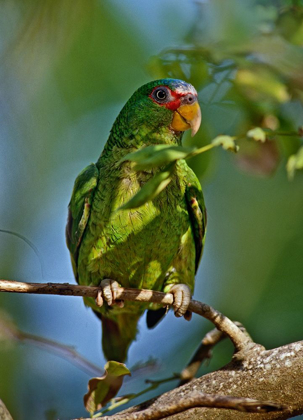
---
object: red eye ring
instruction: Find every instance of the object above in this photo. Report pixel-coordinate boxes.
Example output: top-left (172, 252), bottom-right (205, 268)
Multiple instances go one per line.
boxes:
top-left (149, 86), bottom-right (181, 110)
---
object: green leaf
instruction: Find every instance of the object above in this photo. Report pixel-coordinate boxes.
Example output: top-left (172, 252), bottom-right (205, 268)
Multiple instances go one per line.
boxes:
top-left (133, 146), bottom-right (195, 171)
top-left (286, 146), bottom-right (303, 180)
top-left (247, 127), bottom-right (266, 143)
top-left (212, 135), bottom-right (239, 153)
top-left (105, 361), bottom-right (130, 377)
top-left (120, 145), bottom-right (196, 171)
top-left (83, 361), bottom-right (131, 415)
top-left (119, 145), bottom-right (172, 164)
top-left (119, 165), bottom-right (174, 210)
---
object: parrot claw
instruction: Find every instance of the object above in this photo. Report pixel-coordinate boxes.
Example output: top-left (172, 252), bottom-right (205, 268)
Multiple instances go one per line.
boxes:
top-left (169, 284), bottom-right (192, 318)
top-left (184, 310), bottom-right (192, 321)
top-left (95, 279), bottom-right (122, 307)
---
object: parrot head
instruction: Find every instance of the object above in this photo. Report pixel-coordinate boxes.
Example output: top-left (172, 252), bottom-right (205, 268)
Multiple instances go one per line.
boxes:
top-left (146, 79), bottom-right (201, 137)
top-left (111, 79), bottom-right (201, 146)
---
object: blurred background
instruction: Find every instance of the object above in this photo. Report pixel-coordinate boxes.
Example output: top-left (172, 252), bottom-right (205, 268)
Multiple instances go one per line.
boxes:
top-left (0, 0), bottom-right (303, 419)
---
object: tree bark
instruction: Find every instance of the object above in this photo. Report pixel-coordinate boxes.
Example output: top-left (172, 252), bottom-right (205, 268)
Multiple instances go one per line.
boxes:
top-left (101, 342), bottom-right (303, 419)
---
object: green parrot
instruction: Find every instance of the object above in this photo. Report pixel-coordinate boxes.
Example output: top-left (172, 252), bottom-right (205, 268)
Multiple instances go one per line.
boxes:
top-left (66, 79), bottom-right (207, 362)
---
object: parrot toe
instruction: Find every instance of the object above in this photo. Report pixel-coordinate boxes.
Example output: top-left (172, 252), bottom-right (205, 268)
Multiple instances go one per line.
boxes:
top-left (169, 284), bottom-right (192, 318)
top-left (95, 290), bottom-right (104, 307)
top-left (95, 279), bottom-right (122, 307)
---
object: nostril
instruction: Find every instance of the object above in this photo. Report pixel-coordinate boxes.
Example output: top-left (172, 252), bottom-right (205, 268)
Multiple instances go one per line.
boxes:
top-left (184, 94), bottom-right (195, 104)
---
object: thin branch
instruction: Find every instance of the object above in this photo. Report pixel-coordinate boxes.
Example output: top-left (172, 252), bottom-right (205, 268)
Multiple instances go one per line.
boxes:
top-left (76, 393), bottom-right (284, 420)
top-left (0, 280), bottom-right (252, 352)
top-left (0, 229), bottom-right (45, 277)
top-left (178, 333), bottom-right (217, 386)
top-left (179, 322), bottom-right (250, 385)
top-left (0, 314), bottom-right (103, 377)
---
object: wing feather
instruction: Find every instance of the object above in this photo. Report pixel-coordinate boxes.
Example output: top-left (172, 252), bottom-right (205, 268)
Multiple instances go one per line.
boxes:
top-left (66, 163), bottom-right (99, 278)
top-left (185, 169), bottom-right (207, 273)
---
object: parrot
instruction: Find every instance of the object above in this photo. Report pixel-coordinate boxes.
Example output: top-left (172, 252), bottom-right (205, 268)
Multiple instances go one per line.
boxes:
top-left (66, 79), bottom-right (207, 363)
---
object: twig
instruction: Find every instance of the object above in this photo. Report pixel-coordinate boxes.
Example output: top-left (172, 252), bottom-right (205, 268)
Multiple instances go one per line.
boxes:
top-left (178, 335), bottom-right (214, 386)
top-left (0, 313), bottom-right (103, 377)
top-left (75, 392), bottom-right (284, 420)
top-left (179, 322), bottom-right (250, 385)
top-left (0, 280), bottom-right (252, 352)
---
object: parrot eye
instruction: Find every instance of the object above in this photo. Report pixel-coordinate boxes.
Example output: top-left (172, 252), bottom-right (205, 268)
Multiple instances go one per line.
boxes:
top-left (153, 87), bottom-right (168, 102)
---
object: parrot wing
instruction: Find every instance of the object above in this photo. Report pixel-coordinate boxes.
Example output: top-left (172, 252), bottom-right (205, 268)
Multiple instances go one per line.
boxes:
top-left (185, 166), bottom-right (207, 273)
top-left (66, 163), bottom-right (99, 278)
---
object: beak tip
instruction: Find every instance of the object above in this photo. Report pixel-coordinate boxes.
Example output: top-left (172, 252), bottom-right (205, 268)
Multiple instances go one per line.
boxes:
top-left (191, 128), bottom-right (198, 137)
top-left (190, 106), bottom-right (202, 137)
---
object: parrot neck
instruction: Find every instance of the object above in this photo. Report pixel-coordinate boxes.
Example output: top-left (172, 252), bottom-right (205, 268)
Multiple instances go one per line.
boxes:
top-left (101, 124), bottom-right (183, 159)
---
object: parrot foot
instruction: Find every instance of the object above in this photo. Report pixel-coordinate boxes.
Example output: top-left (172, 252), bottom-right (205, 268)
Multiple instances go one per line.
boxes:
top-left (169, 284), bottom-right (192, 320)
top-left (95, 279), bottom-right (124, 308)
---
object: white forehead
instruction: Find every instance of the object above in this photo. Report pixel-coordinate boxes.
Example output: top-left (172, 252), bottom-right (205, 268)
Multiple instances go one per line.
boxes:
top-left (174, 83), bottom-right (197, 96)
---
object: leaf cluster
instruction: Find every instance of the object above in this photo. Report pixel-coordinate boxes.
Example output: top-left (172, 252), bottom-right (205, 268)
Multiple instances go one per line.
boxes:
top-left (119, 137), bottom-right (238, 209)
top-left (148, 0), bottom-right (303, 179)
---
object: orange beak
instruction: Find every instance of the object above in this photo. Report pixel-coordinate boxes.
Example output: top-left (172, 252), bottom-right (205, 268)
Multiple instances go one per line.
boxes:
top-left (170, 101), bottom-right (202, 137)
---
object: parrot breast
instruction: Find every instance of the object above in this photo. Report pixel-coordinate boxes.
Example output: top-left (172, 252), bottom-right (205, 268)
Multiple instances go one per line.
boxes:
top-left (76, 158), bottom-right (196, 314)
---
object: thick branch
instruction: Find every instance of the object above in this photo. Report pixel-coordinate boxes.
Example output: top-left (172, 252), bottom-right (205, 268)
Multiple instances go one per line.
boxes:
top-left (96, 341), bottom-right (303, 420)
top-left (76, 394), bottom-right (283, 420)
top-left (0, 280), bottom-right (251, 351)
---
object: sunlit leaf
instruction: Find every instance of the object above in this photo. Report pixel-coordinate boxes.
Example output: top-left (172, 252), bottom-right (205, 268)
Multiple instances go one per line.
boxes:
top-left (83, 361), bottom-right (131, 415)
top-left (133, 147), bottom-right (195, 171)
top-left (236, 68), bottom-right (289, 103)
top-left (120, 145), bottom-right (195, 171)
top-left (252, 35), bottom-right (303, 86)
top-left (286, 146), bottom-right (303, 180)
top-left (212, 135), bottom-right (239, 153)
top-left (247, 127), bottom-right (266, 143)
top-left (119, 145), bottom-right (172, 165)
top-left (119, 165), bottom-right (174, 210)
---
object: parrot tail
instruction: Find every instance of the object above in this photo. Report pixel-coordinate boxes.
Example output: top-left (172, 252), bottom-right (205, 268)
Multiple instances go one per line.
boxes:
top-left (95, 311), bottom-right (143, 363)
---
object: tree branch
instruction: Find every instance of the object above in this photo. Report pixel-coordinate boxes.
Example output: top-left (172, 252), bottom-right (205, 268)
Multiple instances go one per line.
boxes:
top-left (89, 341), bottom-right (303, 420)
top-left (0, 280), bottom-right (252, 351)
top-left (75, 394), bottom-right (283, 420)
top-left (3, 280), bottom-right (300, 419)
